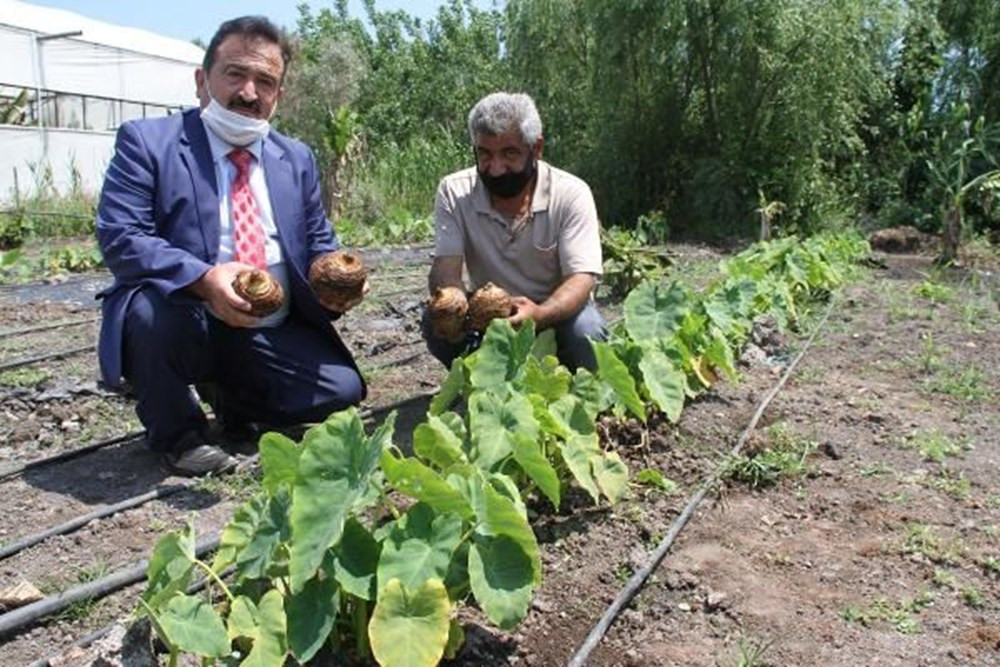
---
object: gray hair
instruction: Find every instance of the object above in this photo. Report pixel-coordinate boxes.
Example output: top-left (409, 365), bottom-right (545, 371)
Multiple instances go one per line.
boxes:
top-left (467, 92), bottom-right (543, 146)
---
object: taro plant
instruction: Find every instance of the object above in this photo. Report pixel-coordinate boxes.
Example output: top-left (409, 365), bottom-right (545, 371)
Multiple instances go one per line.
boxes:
top-left (137, 407), bottom-right (543, 666)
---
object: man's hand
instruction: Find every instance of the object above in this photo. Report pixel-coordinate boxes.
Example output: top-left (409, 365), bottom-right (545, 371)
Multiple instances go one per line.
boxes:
top-left (318, 278), bottom-right (370, 313)
top-left (508, 296), bottom-right (545, 327)
top-left (189, 262), bottom-right (260, 327)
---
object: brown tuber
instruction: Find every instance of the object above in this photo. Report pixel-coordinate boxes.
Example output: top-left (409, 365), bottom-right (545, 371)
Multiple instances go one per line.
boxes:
top-left (232, 268), bottom-right (285, 317)
top-left (309, 250), bottom-right (367, 311)
top-left (467, 282), bottom-right (514, 332)
top-left (428, 286), bottom-right (469, 342)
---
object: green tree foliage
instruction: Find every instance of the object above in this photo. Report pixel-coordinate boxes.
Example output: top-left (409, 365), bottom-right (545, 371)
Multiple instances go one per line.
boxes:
top-left (505, 0), bottom-right (901, 237)
top-left (270, 0), bottom-right (999, 250)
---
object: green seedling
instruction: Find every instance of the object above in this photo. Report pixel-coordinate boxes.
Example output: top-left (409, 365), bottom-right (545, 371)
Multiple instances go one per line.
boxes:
top-left (961, 586), bottom-right (984, 608)
top-left (907, 429), bottom-right (970, 463)
top-left (903, 523), bottom-right (962, 565)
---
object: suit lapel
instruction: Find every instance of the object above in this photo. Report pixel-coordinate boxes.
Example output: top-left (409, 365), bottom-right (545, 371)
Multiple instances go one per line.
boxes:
top-left (180, 110), bottom-right (221, 261)
top-left (262, 137), bottom-right (303, 273)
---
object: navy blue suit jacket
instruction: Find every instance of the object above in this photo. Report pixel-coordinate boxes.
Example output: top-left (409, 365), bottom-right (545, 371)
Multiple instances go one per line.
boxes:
top-left (96, 108), bottom-right (360, 392)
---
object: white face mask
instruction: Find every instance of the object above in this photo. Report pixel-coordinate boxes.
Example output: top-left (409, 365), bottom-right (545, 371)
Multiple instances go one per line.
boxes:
top-left (200, 95), bottom-right (270, 147)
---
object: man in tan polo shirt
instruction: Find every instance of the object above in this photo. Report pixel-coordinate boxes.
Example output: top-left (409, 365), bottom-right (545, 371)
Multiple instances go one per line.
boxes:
top-left (423, 91), bottom-right (606, 370)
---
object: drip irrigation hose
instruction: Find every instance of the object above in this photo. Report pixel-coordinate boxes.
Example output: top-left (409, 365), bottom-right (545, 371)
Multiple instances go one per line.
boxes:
top-left (567, 297), bottom-right (836, 667)
top-left (28, 565), bottom-right (236, 667)
top-left (0, 484), bottom-right (192, 562)
top-left (0, 316), bottom-right (99, 340)
top-left (0, 383), bottom-right (437, 483)
top-left (0, 430), bottom-right (145, 481)
top-left (0, 344), bottom-right (95, 373)
top-left (0, 536), bottom-right (220, 639)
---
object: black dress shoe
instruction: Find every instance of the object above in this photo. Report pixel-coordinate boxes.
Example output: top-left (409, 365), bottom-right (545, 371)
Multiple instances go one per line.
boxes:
top-left (164, 444), bottom-right (238, 477)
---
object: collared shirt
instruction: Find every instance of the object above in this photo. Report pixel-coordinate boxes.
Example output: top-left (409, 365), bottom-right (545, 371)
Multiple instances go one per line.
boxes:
top-left (433, 160), bottom-right (602, 304)
top-left (205, 129), bottom-right (290, 326)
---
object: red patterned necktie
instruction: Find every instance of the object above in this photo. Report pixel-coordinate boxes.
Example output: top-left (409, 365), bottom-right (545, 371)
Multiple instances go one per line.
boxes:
top-left (227, 149), bottom-right (267, 269)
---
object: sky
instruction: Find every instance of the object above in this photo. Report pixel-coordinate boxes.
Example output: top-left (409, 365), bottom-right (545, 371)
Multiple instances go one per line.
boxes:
top-left (22, 0), bottom-right (500, 44)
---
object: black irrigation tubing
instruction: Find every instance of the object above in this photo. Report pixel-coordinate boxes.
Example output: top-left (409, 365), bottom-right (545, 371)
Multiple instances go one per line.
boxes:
top-left (28, 565), bottom-right (236, 667)
top-left (0, 343), bottom-right (95, 373)
top-left (567, 297), bottom-right (837, 667)
top-left (0, 483), bottom-right (192, 562)
top-left (0, 316), bottom-right (99, 340)
top-left (0, 536), bottom-right (220, 640)
top-left (0, 430), bottom-right (145, 482)
top-left (0, 387), bottom-right (437, 563)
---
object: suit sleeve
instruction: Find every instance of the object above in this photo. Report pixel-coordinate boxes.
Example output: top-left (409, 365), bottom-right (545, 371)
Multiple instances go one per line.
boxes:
top-left (96, 122), bottom-right (213, 297)
top-left (300, 146), bottom-right (339, 263)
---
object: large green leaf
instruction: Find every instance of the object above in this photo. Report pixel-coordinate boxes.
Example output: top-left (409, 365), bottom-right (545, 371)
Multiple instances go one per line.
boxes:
top-left (547, 394), bottom-right (596, 436)
top-left (142, 524), bottom-right (196, 611)
top-left (638, 345), bottom-right (687, 422)
top-left (156, 593), bottom-right (230, 658)
top-left (377, 503), bottom-right (463, 594)
top-left (468, 390), bottom-right (539, 470)
top-left (469, 319), bottom-right (536, 389)
top-left (560, 433), bottom-right (602, 503)
top-left (593, 451), bottom-right (629, 504)
top-left (218, 488), bottom-right (292, 582)
top-left (468, 533), bottom-right (535, 629)
top-left (570, 367), bottom-right (613, 420)
top-left (530, 327), bottom-right (558, 359)
top-left (239, 589), bottom-right (288, 667)
top-left (369, 578), bottom-right (452, 667)
top-left (289, 409), bottom-right (390, 592)
top-left (332, 518), bottom-right (380, 600)
top-left (521, 354), bottom-right (571, 401)
top-left (511, 433), bottom-right (560, 509)
top-left (413, 413), bottom-right (467, 469)
top-left (259, 432), bottom-right (301, 495)
top-left (286, 569), bottom-right (339, 662)
top-left (381, 449), bottom-right (474, 519)
top-left (470, 475), bottom-right (541, 585)
top-left (623, 280), bottom-right (690, 342)
top-left (429, 358), bottom-right (467, 415)
top-left (593, 341), bottom-right (646, 421)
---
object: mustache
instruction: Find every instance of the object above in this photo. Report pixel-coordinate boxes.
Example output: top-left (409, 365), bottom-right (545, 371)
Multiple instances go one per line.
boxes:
top-left (227, 97), bottom-right (261, 114)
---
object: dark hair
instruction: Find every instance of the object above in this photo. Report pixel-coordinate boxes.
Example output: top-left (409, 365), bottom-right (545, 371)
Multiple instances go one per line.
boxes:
top-left (202, 16), bottom-right (292, 76)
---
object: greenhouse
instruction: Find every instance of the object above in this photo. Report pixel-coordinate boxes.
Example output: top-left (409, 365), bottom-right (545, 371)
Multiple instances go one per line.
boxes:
top-left (0, 0), bottom-right (202, 201)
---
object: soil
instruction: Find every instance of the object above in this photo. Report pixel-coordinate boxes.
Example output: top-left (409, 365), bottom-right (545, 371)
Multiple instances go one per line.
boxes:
top-left (0, 242), bottom-right (997, 667)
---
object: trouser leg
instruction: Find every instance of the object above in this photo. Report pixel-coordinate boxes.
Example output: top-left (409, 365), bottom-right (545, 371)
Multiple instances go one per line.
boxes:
top-left (209, 314), bottom-right (364, 426)
top-left (553, 300), bottom-right (606, 371)
top-left (122, 288), bottom-right (212, 452)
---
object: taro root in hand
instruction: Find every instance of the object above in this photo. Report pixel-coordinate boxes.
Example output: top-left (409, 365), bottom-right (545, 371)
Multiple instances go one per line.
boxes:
top-left (428, 286), bottom-right (468, 342)
top-left (309, 250), bottom-right (367, 311)
top-left (232, 268), bottom-right (285, 317)
top-left (467, 282), bottom-right (514, 332)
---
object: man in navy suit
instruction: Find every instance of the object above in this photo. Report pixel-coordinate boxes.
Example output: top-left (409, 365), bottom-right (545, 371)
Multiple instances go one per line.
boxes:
top-left (96, 16), bottom-right (365, 476)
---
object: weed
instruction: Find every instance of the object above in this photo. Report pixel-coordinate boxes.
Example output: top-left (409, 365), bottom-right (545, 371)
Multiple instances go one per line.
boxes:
top-left (982, 556), bottom-right (1000, 577)
top-left (913, 279), bottom-right (953, 304)
top-left (923, 468), bottom-right (971, 500)
top-left (634, 468), bottom-right (679, 494)
top-left (980, 525), bottom-right (998, 539)
top-left (961, 586), bottom-right (985, 608)
top-left (879, 490), bottom-right (909, 504)
top-left (860, 462), bottom-right (894, 477)
top-left (841, 591), bottom-right (933, 634)
top-left (915, 332), bottom-right (945, 375)
top-left (924, 365), bottom-right (993, 402)
top-left (906, 429), bottom-right (971, 463)
top-left (722, 423), bottom-right (815, 489)
top-left (0, 366), bottom-right (49, 387)
top-left (903, 523), bottom-right (962, 565)
top-left (732, 634), bottom-right (773, 667)
top-left (931, 568), bottom-right (955, 588)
